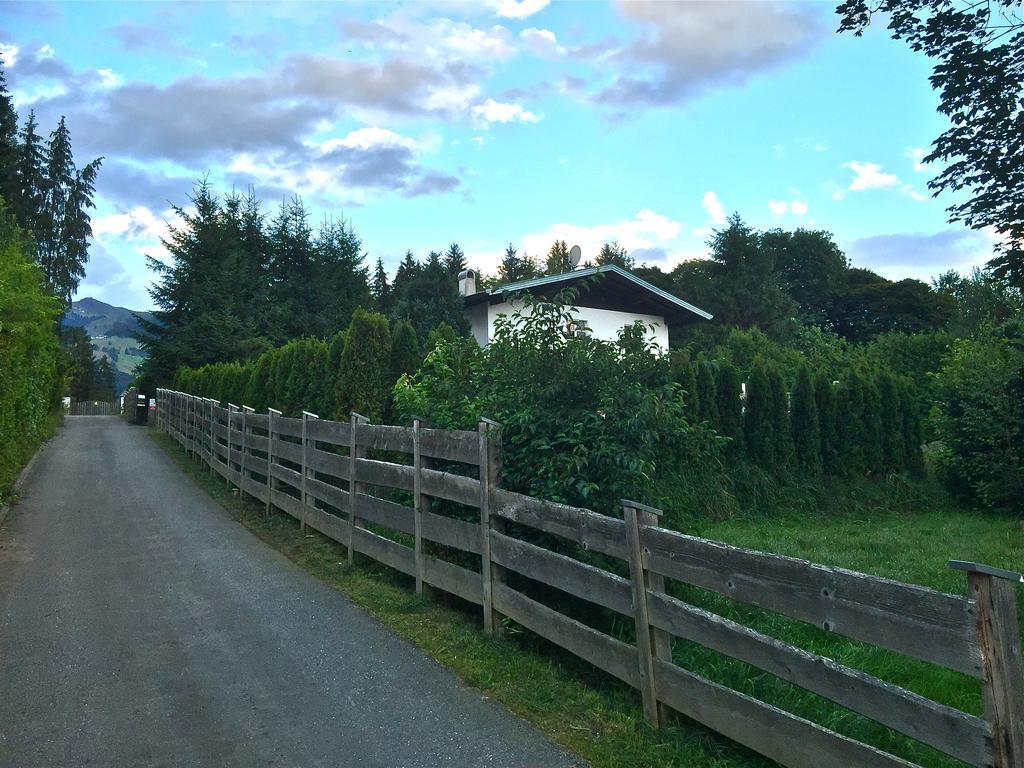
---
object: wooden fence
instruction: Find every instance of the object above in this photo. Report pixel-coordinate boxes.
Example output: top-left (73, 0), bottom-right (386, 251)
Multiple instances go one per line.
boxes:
top-left (156, 388), bottom-right (1024, 768)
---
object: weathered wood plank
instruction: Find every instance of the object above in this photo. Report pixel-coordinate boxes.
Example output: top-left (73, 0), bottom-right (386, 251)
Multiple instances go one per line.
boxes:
top-left (246, 413), bottom-right (269, 429)
top-left (641, 526), bottom-right (980, 677)
top-left (492, 582), bottom-right (639, 687)
top-left (647, 590), bottom-right (991, 766)
top-left (246, 433), bottom-right (269, 454)
top-left (270, 488), bottom-right (303, 519)
top-left (305, 476), bottom-right (349, 511)
top-left (419, 427), bottom-right (480, 465)
top-left (421, 467), bottom-right (480, 507)
top-left (489, 531), bottom-right (632, 616)
top-left (302, 503), bottom-right (349, 544)
top-left (274, 416), bottom-right (302, 438)
top-left (491, 489), bottom-right (628, 560)
top-left (356, 424), bottom-right (414, 454)
top-left (306, 447), bottom-right (350, 480)
top-left (271, 437), bottom-right (304, 464)
top-left (421, 512), bottom-right (481, 554)
top-left (270, 462), bottom-right (302, 491)
top-left (654, 659), bottom-right (918, 768)
top-left (240, 474), bottom-right (267, 503)
top-left (352, 527), bottom-right (416, 576)
top-left (305, 418), bottom-right (350, 445)
top-left (355, 457), bottom-right (415, 492)
top-left (355, 494), bottom-right (415, 537)
top-left (969, 571), bottom-right (1024, 768)
top-left (422, 556), bottom-right (483, 605)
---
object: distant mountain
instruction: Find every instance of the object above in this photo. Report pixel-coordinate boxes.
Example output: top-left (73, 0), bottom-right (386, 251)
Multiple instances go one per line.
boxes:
top-left (65, 297), bottom-right (154, 339)
top-left (65, 298), bottom-right (155, 393)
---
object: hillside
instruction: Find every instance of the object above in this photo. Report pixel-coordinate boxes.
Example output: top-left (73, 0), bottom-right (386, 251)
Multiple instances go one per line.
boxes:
top-left (65, 298), bottom-right (154, 393)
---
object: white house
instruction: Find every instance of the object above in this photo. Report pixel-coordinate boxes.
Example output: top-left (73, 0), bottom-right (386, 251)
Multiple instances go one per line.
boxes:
top-left (460, 264), bottom-right (712, 350)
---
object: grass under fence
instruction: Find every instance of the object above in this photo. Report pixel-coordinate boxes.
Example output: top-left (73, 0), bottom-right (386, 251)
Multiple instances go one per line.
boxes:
top-left (149, 427), bottom-right (1024, 768)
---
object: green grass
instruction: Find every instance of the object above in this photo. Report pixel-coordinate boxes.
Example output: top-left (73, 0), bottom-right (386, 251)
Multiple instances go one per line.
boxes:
top-left (149, 428), bottom-right (1023, 768)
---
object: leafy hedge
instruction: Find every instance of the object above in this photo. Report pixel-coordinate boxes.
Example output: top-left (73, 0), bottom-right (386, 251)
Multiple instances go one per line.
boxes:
top-left (0, 201), bottom-right (63, 501)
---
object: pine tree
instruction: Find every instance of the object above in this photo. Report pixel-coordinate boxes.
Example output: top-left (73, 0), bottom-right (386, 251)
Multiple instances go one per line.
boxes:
top-left (695, 359), bottom-right (718, 426)
top-left (744, 356), bottom-right (773, 466)
top-left (498, 242), bottom-right (538, 284)
top-left (334, 308), bottom-right (392, 421)
top-left (545, 239), bottom-right (571, 275)
top-left (715, 361), bottom-right (744, 457)
top-left (313, 216), bottom-right (370, 338)
top-left (813, 372), bottom-right (840, 475)
top-left (443, 242), bottom-right (466, 276)
top-left (595, 241), bottom-right (634, 269)
top-left (790, 363), bottom-right (821, 473)
top-left (37, 116), bottom-right (102, 309)
top-left (371, 256), bottom-right (391, 314)
top-left (12, 111), bottom-right (45, 246)
top-left (0, 66), bottom-right (19, 207)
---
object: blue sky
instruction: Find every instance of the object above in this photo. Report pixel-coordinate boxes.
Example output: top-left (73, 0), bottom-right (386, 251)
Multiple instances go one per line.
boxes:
top-left (1, 0), bottom-right (997, 311)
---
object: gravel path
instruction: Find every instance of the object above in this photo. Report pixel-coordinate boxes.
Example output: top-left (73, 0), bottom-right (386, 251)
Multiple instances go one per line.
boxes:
top-left (0, 416), bottom-right (584, 768)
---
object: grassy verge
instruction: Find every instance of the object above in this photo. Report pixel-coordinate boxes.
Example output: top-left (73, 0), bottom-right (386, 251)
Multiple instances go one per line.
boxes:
top-left (1, 410), bottom-right (62, 507)
top-left (148, 427), bottom-right (770, 768)
top-left (149, 428), bottom-right (1023, 768)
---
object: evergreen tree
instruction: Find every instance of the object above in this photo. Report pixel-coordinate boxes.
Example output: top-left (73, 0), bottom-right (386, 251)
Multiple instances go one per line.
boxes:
top-left (595, 241), bottom-right (635, 269)
top-left (813, 372), bottom-right (840, 475)
top-left (11, 112), bottom-right (44, 250)
top-left (389, 320), bottom-right (421, 386)
top-left (0, 67), bottom-right (19, 207)
top-left (371, 256), bottom-right (391, 314)
top-left (390, 250), bottom-right (468, 341)
top-left (312, 216), bottom-right (370, 338)
top-left (694, 358), bottom-right (718, 426)
top-left (670, 351), bottom-right (699, 419)
top-left (497, 242), bottom-right (538, 284)
top-left (334, 308), bottom-right (391, 421)
top-left (545, 239), bottom-right (571, 275)
top-left (898, 378), bottom-right (925, 477)
top-left (268, 197), bottom-right (315, 341)
top-left (62, 326), bottom-right (96, 401)
top-left (36, 116), bottom-right (102, 309)
top-left (244, 352), bottom-right (274, 411)
top-left (443, 242), bottom-right (466, 276)
top-left (876, 370), bottom-right (904, 472)
top-left (715, 361), bottom-right (744, 457)
top-left (744, 356), bottom-right (774, 466)
top-left (790, 363), bottom-right (821, 473)
top-left (94, 357), bottom-right (116, 400)
top-left (767, 361), bottom-right (792, 469)
top-left (426, 322), bottom-right (457, 352)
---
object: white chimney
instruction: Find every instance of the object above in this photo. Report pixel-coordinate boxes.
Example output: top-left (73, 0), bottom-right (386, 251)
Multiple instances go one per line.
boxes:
top-left (458, 268), bottom-right (477, 296)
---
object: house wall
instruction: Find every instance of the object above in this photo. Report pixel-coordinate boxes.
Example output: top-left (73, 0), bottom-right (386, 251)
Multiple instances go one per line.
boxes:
top-left (470, 298), bottom-right (669, 350)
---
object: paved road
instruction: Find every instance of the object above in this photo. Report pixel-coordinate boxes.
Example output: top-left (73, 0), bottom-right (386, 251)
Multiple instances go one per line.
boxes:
top-left (0, 417), bottom-right (584, 768)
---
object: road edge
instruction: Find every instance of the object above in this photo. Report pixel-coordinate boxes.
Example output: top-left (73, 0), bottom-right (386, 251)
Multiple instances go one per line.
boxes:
top-left (0, 428), bottom-right (54, 528)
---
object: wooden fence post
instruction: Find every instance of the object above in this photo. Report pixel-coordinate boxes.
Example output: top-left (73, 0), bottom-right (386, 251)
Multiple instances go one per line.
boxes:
top-left (301, 410), bottom-right (318, 532)
top-left (207, 398), bottom-right (217, 474)
top-left (412, 417), bottom-right (425, 594)
top-left (266, 408), bottom-right (281, 514)
top-left (479, 417), bottom-right (503, 635)
top-left (951, 561), bottom-right (1024, 768)
top-left (240, 406), bottom-right (253, 500)
top-left (623, 499), bottom-right (671, 728)
top-left (348, 412), bottom-right (369, 565)
top-left (226, 404), bottom-right (238, 489)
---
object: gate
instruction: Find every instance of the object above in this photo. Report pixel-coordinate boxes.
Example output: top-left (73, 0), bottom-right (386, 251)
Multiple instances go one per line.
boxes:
top-left (68, 400), bottom-right (118, 416)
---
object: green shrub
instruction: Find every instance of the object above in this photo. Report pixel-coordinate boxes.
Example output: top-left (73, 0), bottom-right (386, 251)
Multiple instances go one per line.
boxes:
top-left (694, 358), bottom-right (719, 427)
top-left (790, 363), bottom-right (820, 474)
top-left (714, 361), bottom-right (744, 458)
top-left (744, 356), bottom-right (773, 467)
top-left (813, 372), bottom-right (840, 476)
top-left (334, 308), bottom-right (392, 421)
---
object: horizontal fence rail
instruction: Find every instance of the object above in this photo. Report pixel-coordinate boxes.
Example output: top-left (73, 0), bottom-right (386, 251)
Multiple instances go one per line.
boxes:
top-left (156, 388), bottom-right (1024, 768)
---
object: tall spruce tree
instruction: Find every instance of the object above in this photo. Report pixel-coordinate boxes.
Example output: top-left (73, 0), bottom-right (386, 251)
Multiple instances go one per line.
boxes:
top-left (313, 216), bottom-right (369, 338)
top-left (715, 361), bottom-right (744, 457)
top-left (790, 363), bottom-right (821, 473)
top-left (0, 68), bottom-right (18, 206)
top-left (12, 112), bottom-right (44, 250)
top-left (371, 256), bottom-right (391, 314)
top-left (545, 239), bottom-right (571, 274)
top-left (36, 116), bottom-right (101, 309)
top-left (498, 242), bottom-right (538, 284)
top-left (443, 242), bottom-right (467, 276)
top-left (595, 241), bottom-right (634, 269)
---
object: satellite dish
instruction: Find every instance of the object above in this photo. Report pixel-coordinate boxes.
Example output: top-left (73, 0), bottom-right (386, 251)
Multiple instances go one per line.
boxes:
top-left (568, 244), bottom-right (582, 268)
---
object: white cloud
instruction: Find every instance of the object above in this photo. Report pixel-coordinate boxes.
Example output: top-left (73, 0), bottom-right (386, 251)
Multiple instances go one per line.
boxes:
top-left (319, 127), bottom-right (417, 152)
top-left (768, 200), bottom-right (788, 217)
top-left (900, 184), bottom-right (928, 202)
top-left (522, 209), bottom-right (683, 262)
top-left (0, 44), bottom-right (18, 68)
top-left (905, 147), bottom-right (927, 172)
top-left (702, 191), bottom-right (726, 225)
top-left (37, 44), bottom-right (55, 59)
top-left (791, 200), bottom-right (808, 216)
top-left (769, 199), bottom-right (808, 216)
top-left (435, 20), bottom-right (515, 60)
top-left (472, 99), bottom-right (542, 126)
top-left (844, 161), bottom-right (899, 191)
top-left (520, 27), bottom-right (565, 58)
top-left (96, 68), bottom-right (123, 89)
top-left (487, 0), bottom-right (550, 19)
top-left (92, 206), bottom-right (171, 243)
